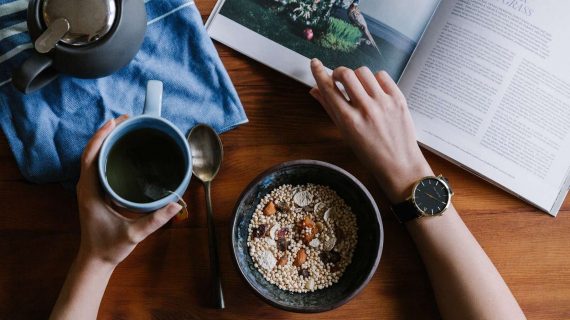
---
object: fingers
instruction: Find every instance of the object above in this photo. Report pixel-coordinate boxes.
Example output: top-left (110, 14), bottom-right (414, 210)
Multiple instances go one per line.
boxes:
top-left (309, 87), bottom-right (326, 108)
top-left (81, 118), bottom-right (116, 168)
top-left (115, 114), bottom-right (130, 124)
top-left (310, 59), bottom-right (354, 115)
top-left (78, 115), bottom-right (129, 197)
top-left (375, 71), bottom-right (405, 101)
top-left (130, 203), bottom-right (183, 241)
top-left (81, 115), bottom-right (129, 168)
top-left (354, 67), bottom-right (384, 97)
top-left (332, 67), bottom-right (369, 104)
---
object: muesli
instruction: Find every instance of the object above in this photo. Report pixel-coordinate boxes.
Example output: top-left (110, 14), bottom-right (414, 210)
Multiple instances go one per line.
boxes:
top-left (247, 184), bottom-right (358, 293)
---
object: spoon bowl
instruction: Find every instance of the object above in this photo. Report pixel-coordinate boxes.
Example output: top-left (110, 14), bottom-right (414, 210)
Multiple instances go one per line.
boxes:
top-left (188, 124), bottom-right (223, 182)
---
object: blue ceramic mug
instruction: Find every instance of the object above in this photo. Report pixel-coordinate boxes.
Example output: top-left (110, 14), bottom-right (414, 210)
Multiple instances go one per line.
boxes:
top-left (98, 80), bottom-right (192, 212)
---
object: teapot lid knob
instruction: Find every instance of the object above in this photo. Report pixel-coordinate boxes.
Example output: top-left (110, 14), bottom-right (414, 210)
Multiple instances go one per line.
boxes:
top-left (41, 0), bottom-right (117, 46)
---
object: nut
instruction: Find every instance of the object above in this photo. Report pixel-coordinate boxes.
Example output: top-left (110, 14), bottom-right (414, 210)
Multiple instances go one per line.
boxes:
top-left (294, 248), bottom-right (307, 266)
top-left (297, 216), bottom-right (315, 231)
top-left (263, 201), bottom-right (277, 216)
top-left (247, 183), bottom-right (358, 293)
top-left (277, 253), bottom-right (288, 266)
top-left (303, 216), bottom-right (315, 228)
top-left (302, 227), bottom-right (318, 244)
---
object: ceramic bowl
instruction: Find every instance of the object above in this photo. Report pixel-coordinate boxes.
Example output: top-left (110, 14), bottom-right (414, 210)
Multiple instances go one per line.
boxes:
top-left (231, 160), bottom-right (384, 313)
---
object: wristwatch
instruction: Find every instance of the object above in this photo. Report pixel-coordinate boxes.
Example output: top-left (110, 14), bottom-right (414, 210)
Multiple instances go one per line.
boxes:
top-left (391, 175), bottom-right (454, 223)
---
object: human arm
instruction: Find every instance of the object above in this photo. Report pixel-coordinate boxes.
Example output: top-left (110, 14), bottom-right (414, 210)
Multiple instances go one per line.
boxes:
top-left (50, 116), bottom-right (182, 320)
top-left (309, 59), bottom-right (525, 320)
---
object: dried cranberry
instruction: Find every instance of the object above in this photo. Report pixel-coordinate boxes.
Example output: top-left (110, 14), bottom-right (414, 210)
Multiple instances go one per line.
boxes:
top-left (298, 268), bottom-right (310, 278)
top-left (277, 238), bottom-right (288, 252)
top-left (276, 228), bottom-right (289, 239)
top-left (252, 224), bottom-right (269, 238)
top-left (259, 224), bottom-right (269, 235)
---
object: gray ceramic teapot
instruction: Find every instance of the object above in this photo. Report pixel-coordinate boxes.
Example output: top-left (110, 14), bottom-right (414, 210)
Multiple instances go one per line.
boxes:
top-left (13, 0), bottom-right (147, 94)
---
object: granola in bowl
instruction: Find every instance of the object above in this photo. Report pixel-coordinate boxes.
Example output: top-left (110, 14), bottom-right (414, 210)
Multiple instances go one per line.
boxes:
top-left (247, 184), bottom-right (358, 293)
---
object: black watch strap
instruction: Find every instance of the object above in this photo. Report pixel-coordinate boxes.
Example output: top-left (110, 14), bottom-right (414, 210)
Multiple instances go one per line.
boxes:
top-left (391, 200), bottom-right (421, 223)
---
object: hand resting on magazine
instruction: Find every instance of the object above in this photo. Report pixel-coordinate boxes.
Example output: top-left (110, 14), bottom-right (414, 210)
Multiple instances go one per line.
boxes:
top-left (309, 58), bottom-right (526, 320)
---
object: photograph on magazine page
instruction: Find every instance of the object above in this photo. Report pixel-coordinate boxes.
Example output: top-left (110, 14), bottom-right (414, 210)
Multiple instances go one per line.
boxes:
top-left (218, 0), bottom-right (439, 80)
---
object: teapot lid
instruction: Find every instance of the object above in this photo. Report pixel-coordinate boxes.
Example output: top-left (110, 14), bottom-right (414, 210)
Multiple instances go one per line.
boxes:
top-left (42, 0), bottom-right (117, 46)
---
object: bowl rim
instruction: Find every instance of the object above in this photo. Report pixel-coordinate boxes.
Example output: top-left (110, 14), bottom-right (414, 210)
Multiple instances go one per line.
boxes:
top-left (230, 159), bottom-right (384, 313)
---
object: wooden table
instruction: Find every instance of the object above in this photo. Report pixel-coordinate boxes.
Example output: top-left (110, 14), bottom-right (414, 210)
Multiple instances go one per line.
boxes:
top-left (1, 1), bottom-right (570, 319)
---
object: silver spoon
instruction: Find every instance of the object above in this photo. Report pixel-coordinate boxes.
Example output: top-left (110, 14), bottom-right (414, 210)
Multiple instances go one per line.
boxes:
top-left (188, 124), bottom-right (225, 309)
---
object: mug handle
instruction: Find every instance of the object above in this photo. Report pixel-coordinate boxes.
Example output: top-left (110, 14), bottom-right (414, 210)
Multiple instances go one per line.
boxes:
top-left (144, 80), bottom-right (163, 117)
top-left (12, 53), bottom-right (59, 94)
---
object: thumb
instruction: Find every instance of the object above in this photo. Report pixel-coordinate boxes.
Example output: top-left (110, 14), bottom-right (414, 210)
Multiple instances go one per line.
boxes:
top-left (131, 202), bottom-right (182, 240)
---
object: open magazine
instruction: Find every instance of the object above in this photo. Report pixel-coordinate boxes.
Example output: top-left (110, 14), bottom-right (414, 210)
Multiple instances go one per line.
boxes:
top-left (206, 0), bottom-right (570, 216)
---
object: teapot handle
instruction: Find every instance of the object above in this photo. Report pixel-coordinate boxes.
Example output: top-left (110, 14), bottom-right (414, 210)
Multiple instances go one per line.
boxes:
top-left (12, 53), bottom-right (59, 94)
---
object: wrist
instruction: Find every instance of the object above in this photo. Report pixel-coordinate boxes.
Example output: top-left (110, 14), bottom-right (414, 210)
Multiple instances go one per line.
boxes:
top-left (75, 249), bottom-right (117, 275)
top-left (382, 161), bottom-right (434, 204)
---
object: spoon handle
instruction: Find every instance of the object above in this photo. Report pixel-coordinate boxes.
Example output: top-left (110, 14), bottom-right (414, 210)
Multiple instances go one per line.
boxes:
top-left (204, 180), bottom-right (225, 309)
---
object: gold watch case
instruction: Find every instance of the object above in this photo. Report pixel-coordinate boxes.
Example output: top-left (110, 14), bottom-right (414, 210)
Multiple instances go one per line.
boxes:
top-left (408, 175), bottom-right (454, 217)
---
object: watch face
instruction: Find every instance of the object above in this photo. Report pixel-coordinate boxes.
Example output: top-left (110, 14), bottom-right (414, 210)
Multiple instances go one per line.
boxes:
top-left (413, 177), bottom-right (451, 215)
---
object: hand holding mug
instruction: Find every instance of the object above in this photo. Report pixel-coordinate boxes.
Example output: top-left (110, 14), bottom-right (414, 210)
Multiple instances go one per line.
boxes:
top-left (76, 115), bottom-right (182, 267)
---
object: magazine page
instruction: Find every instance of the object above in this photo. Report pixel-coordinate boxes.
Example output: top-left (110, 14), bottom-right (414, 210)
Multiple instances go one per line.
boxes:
top-left (398, 0), bottom-right (570, 215)
top-left (207, 0), bottom-right (440, 86)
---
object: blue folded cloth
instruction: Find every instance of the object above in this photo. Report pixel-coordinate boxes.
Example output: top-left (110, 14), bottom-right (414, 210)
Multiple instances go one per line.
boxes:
top-left (0, 0), bottom-right (247, 183)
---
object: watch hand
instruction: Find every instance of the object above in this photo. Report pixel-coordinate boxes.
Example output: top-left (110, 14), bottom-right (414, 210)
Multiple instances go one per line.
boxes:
top-left (420, 190), bottom-right (447, 205)
top-left (434, 188), bottom-right (441, 197)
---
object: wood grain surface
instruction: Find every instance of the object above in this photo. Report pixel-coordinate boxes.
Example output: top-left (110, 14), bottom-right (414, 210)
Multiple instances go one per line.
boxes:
top-left (1, 1), bottom-right (569, 319)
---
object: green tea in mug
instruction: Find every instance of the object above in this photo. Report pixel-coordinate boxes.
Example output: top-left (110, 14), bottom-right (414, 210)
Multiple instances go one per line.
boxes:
top-left (105, 128), bottom-right (186, 203)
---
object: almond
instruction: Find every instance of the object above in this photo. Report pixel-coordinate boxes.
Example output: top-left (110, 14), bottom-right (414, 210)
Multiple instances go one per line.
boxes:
top-left (303, 216), bottom-right (315, 228)
top-left (302, 228), bottom-right (317, 244)
top-left (263, 201), bottom-right (277, 216)
top-left (277, 254), bottom-right (288, 266)
top-left (294, 248), bottom-right (307, 266)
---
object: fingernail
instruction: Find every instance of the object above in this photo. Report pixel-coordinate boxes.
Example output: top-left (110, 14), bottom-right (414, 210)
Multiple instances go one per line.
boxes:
top-left (168, 202), bottom-right (183, 214)
top-left (309, 88), bottom-right (317, 97)
top-left (101, 119), bottom-right (114, 130)
top-left (311, 58), bottom-right (321, 67)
